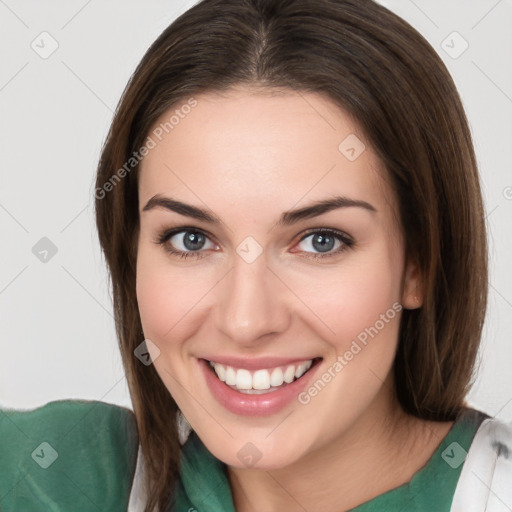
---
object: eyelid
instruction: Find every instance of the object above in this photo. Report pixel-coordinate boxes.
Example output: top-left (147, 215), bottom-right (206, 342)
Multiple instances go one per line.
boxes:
top-left (155, 225), bottom-right (218, 244)
top-left (297, 227), bottom-right (353, 243)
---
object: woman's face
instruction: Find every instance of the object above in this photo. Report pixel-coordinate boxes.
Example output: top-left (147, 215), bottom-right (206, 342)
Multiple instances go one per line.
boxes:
top-left (136, 86), bottom-right (421, 469)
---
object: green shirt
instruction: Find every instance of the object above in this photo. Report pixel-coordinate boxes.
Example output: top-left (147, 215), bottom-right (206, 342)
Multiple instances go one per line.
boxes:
top-left (173, 407), bottom-right (489, 511)
top-left (0, 399), bottom-right (138, 511)
top-left (0, 400), bottom-right (489, 511)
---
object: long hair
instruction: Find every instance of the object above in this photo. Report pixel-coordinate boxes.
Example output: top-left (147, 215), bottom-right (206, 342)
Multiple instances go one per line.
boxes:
top-left (94, 0), bottom-right (488, 509)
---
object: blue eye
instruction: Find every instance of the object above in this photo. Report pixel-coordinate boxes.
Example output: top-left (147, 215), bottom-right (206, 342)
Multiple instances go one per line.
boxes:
top-left (155, 228), bottom-right (216, 259)
top-left (295, 229), bottom-right (354, 260)
top-left (154, 227), bottom-right (354, 260)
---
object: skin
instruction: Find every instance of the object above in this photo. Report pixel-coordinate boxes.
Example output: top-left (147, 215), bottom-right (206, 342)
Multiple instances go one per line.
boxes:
top-left (136, 85), bottom-right (454, 511)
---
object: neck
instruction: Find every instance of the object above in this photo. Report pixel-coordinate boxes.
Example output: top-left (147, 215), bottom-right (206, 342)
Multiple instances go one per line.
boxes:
top-left (227, 376), bottom-right (452, 512)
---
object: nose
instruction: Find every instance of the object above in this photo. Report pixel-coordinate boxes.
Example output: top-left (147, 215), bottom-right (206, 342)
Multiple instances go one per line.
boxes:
top-left (214, 252), bottom-right (291, 347)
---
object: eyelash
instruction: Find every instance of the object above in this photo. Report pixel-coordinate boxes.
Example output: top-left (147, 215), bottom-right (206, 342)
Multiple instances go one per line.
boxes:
top-left (153, 226), bottom-right (354, 261)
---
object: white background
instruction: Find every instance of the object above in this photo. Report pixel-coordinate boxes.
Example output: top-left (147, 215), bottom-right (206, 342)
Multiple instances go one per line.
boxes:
top-left (0, 0), bottom-right (511, 419)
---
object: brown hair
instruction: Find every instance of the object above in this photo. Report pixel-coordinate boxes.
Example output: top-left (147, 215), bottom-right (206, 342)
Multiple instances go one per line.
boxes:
top-left (94, 0), bottom-right (488, 509)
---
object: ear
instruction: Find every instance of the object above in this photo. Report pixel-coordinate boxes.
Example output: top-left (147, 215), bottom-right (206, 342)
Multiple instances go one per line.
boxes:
top-left (401, 258), bottom-right (423, 310)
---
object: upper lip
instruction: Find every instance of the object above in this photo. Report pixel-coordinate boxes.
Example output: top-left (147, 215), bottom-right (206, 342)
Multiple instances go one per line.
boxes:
top-left (201, 356), bottom-right (321, 370)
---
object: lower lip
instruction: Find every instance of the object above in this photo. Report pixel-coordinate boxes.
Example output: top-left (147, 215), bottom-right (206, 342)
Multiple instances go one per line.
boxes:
top-left (198, 358), bottom-right (322, 416)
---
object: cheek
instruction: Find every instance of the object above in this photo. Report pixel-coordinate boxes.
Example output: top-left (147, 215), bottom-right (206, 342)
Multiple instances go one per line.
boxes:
top-left (137, 277), bottom-right (171, 340)
top-left (135, 243), bottom-right (211, 352)
top-left (136, 244), bottom-right (179, 343)
top-left (295, 248), bottom-right (403, 351)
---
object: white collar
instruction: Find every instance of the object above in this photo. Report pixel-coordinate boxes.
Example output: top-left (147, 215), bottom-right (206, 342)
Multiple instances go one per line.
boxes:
top-left (450, 415), bottom-right (512, 511)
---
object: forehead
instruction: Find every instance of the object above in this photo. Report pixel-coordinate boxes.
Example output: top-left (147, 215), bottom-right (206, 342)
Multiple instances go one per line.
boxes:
top-left (138, 87), bottom-right (397, 228)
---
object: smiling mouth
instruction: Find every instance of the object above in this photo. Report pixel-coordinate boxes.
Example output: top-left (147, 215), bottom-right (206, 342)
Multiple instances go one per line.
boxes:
top-left (205, 357), bottom-right (322, 394)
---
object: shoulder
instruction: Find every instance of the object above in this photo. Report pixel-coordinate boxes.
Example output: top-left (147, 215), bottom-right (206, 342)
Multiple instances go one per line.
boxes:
top-left (0, 398), bottom-right (138, 453)
top-left (450, 412), bottom-right (512, 512)
top-left (0, 399), bottom-right (139, 512)
top-left (0, 397), bottom-right (137, 426)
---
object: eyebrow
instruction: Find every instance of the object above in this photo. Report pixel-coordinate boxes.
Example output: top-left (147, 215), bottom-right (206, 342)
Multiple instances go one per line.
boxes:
top-left (142, 194), bottom-right (377, 226)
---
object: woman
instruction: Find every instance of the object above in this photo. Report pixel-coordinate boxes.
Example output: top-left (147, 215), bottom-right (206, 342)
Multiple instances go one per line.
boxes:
top-left (1, 0), bottom-right (510, 511)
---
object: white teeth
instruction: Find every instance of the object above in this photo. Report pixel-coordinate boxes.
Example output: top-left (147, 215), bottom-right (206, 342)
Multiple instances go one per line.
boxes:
top-left (294, 360), bottom-right (312, 378)
top-left (252, 369), bottom-right (271, 390)
top-left (270, 367), bottom-right (284, 387)
top-left (225, 366), bottom-right (237, 386)
top-left (214, 363), bottom-right (226, 382)
top-left (238, 387), bottom-right (281, 394)
top-left (284, 365), bottom-right (296, 383)
top-left (208, 359), bottom-right (315, 392)
top-left (236, 369), bottom-right (252, 390)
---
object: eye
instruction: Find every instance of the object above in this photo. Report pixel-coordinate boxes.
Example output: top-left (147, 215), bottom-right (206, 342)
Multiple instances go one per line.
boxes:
top-left (154, 227), bottom-right (354, 261)
top-left (294, 229), bottom-right (354, 260)
top-left (154, 227), bottom-right (217, 260)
